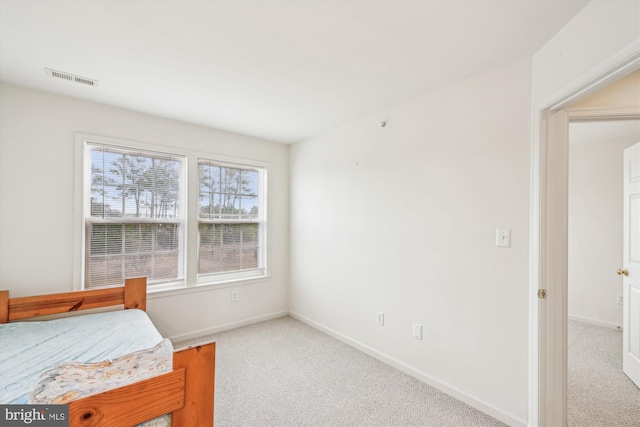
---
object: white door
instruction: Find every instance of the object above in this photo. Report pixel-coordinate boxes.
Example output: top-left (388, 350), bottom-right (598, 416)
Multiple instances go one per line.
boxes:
top-left (623, 142), bottom-right (640, 388)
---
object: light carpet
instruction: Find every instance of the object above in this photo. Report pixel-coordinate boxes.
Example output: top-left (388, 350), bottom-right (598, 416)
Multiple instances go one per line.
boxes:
top-left (175, 316), bottom-right (506, 427)
top-left (568, 320), bottom-right (640, 426)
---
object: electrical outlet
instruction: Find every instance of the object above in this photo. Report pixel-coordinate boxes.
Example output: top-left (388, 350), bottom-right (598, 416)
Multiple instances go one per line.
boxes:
top-left (376, 311), bottom-right (384, 326)
top-left (412, 322), bottom-right (422, 340)
top-left (231, 290), bottom-right (238, 302)
top-left (617, 294), bottom-right (623, 305)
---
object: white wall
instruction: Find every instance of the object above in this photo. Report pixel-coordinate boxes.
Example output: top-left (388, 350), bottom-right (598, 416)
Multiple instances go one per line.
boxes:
top-left (0, 83), bottom-right (289, 339)
top-left (568, 130), bottom-right (638, 327)
top-left (532, 0), bottom-right (640, 107)
top-left (289, 59), bottom-right (531, 425)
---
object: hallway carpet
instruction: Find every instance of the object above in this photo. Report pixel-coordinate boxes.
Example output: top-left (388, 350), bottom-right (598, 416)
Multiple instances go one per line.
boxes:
top-left (568, 320), bottom-right (640, 426)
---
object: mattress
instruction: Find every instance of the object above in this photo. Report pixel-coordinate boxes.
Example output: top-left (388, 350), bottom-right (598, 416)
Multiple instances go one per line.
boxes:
top-left (0, 309), bottom-right (166, 404)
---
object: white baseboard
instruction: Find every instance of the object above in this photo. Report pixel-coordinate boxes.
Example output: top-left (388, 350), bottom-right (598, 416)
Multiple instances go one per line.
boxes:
top-left (289, 311), bottom-right (527, 427)
top-left (167, 310), bottom-right (289, 342)
top-left (568, 314), bottom-right (622, 330)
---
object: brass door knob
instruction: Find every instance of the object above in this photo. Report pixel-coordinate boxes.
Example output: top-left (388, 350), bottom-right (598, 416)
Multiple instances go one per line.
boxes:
top-left (618, 268), bottom-right (629, 276)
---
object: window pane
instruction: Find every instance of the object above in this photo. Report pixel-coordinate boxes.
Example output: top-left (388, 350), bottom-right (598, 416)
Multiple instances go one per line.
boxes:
top-left (199, 193), bottom-right (221, 219)
top-left (240, 196), bottom-right (259, 218)
top-left (198, 223), bottom-right (259, 275)
top-left (86, 255), bottom-right (123, 288)
top-left (124, 224), bottom-right (153, 253)
top-left (241, 170), bottom-right (259, 196)
top-left (89, 146), bottom-right (181, 219)
top-left (155, 224), bottom-right (179, 252)
top-left (125, 254), bottom-right (152, 279)
top-left (86, 222), bottom-right (183, 289)
top-left (198, 162), bottom-right (260, 220)
top-left (152, 253), bottom-right (180, 280)
top-left (89, 224), bottom-right (123, 255)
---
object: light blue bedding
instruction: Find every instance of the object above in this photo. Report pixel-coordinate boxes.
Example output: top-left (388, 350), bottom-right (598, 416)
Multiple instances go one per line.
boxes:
top-left (0, 309), bottom-right (164, 404)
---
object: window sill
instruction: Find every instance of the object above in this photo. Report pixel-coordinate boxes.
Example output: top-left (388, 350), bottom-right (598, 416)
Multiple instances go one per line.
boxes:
top-left (147, 275), bottom-right (272, 300)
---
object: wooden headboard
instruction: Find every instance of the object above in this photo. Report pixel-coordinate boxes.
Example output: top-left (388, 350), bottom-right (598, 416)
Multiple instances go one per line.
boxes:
top-left (0, 277), bottom-right (147, 324)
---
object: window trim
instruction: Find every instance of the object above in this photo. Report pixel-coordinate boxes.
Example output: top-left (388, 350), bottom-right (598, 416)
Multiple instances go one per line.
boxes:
top-left (74, 132), bottom-right (270, 293)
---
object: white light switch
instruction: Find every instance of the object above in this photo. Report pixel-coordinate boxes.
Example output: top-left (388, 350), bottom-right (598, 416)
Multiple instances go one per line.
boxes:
top-left (495, 228), bottom-right (511, 248)
top-left (412, 323), bottom-right (422, 340)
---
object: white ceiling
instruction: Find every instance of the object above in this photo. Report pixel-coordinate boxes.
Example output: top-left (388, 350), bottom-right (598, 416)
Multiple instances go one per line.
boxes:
top-left (0, 0), bottom-right (589, 144)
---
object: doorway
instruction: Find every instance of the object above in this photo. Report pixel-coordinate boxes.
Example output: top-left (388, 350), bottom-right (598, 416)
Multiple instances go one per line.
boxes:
top-left (531, 49), bottom-right (640, 426)
top-left (567, 119), bottom-right (640, 425)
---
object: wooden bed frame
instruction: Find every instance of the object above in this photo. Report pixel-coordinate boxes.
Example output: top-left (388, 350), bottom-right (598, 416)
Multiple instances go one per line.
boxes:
top-left (0, 277), bottom-right (215, 427)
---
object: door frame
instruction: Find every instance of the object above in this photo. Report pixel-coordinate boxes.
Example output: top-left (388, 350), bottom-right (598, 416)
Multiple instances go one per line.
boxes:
top-left (530, 44), bottom-right (640, 426)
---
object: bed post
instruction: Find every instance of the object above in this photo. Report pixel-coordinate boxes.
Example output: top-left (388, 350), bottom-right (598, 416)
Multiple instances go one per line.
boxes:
top-left (123, 277), bottom-right (147, 311)
top-left (172, 342), bottom-right (216, 426)
top-left (0, 290), bottom-right (8, 324)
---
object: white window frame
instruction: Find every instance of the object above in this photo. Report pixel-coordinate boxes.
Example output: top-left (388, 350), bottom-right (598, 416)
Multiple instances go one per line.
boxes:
top-left (74, 133), bottom-right (270, 293)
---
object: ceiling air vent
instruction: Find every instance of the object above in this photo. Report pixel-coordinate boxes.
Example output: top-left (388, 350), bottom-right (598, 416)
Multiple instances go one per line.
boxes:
top-left (45, 68), bottom-right (98, 87)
